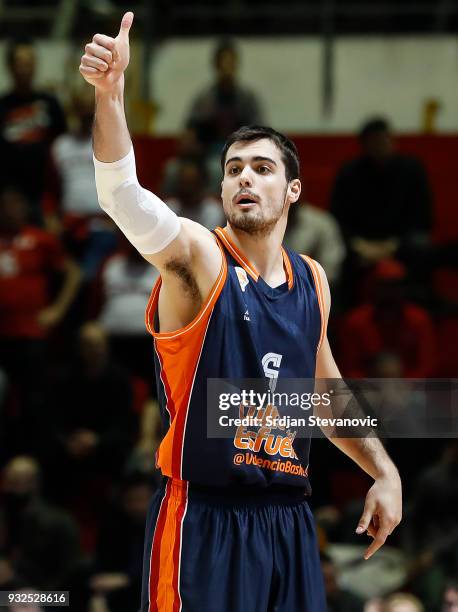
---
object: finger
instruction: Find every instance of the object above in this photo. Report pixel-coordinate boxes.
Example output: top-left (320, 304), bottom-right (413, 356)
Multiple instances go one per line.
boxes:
top-left (85, 42), bottom-right (113, 64)
top-left (79, 65), bottom-right (104, 79)
top-left (81, 54), bottom-right (109, 72)
top-left (92, 34), bottom-right (116, 52)
top-left (356, 499), bottom-right (376, 534)
top-left (367, 524), bottom-right (377, 538)
top-left (117, 11), bottom-right (134, 40)
top-left (364, 527), bottom-right (390, 560)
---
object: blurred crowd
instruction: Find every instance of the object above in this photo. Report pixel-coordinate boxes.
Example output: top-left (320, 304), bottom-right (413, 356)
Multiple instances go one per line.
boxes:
top-left (0, 36), bottom-right (457, 612)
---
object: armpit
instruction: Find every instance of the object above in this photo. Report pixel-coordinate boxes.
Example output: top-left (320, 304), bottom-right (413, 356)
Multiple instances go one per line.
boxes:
top-left (163, 258), bottom-right (201, 300)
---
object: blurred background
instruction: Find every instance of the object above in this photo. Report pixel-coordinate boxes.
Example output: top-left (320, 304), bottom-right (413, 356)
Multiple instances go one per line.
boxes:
top-left (0, 1), bottom-right (457, 611)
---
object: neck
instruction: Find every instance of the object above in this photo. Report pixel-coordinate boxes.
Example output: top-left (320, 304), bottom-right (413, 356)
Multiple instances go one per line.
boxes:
top-left (224, 216), bottom-right (288, 285)
top-left (218, 77), bottom-right (234, 91)
top-left (14, 83), bottom-right (32, 96)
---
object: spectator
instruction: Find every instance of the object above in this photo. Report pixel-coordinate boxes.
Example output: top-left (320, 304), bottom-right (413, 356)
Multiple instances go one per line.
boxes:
top-left (364, 599), bottom-right (384, 612)
top-left (45, 322), bottom-right (138, 513)
top-left (91, 234), bottom-right (159, 381)
top-left (321, 551), bottom-right (365, 612)
top-left (384, 593), bottom-right (424, 612)
top-left (285, 202), bottom-right (345, 286)
top-left (161, 128), bottom-right (223, 198)
top-left (339, 259), bottom-right (436, 378)
top-left (43, 86), bottom-right (118, 279)
top-left (0, 38), bottom-right (67, 224)
top-left (330, 117), bottom-right (433, 305)
top-left (404, 441), bottom-right (458, 610)
top-left (164, 158), bottom-right (224, 230)
top-left (0, 369), bottom-right (8, 464)
top-left (89, 472), bottom-right (156, 612)
top-left (0, 186), bottom-right (81, 452)
top-left (442, 582), bottom-right (458, 612)
top-left (126, 397), bottom-right (163, 474)
top-left (186, 39), bottom-right (263, 154)
top-left (0, 456), bottom-right (80, 591)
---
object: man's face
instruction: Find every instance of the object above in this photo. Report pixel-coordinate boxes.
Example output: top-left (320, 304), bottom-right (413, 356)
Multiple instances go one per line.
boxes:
top-left (10, 45), bottom-right (36, 89)
top-left (443, 586), bottom-right (458, 611)
top-left (0, 189), bottom-right (28, 232)
top-left (221, 138), bottom-right (300, 237)
top-left (216, 49), bottom-right (238, 82)
top-left (177, 164), bottom-right (204, 202)
top-left (362, 130), bottom-right (393, 161)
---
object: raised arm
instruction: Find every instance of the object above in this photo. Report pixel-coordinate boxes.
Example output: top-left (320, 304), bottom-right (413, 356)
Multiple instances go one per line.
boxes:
top-left (79, 12), bottom-right (221, 331)
top-left (314, 262), bottom-right (402, 560)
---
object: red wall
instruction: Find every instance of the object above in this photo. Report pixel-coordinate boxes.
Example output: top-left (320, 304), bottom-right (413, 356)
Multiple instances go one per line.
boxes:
top-left (133, 134), bottom-right (458, 243)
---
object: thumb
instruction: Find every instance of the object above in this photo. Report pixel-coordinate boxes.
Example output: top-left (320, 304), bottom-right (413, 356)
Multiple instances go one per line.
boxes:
top-left (118, 11), bottom-right (134, 39)
top-left (356, 499), bottom-right (375, 534)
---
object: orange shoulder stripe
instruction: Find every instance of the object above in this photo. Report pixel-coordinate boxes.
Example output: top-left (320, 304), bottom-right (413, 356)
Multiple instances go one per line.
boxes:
top-left (145, 239), bottom-right (227, 479)
top-left (300, 255), bottom-right (326, 352)
top-left (145, 238), bottom-right (227, 340)
top-left (281, 246), bottom-right (294, 290)
top-left (215, 226), bottom-right (294, 289)
top-left (214, 227), bottom-right (259, 281)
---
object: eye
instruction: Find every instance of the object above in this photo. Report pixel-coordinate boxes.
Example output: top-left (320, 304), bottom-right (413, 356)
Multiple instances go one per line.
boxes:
top-left (228, 166), bottom-right (240, 175)
top-left (257, 165), bottom-right (271, 174)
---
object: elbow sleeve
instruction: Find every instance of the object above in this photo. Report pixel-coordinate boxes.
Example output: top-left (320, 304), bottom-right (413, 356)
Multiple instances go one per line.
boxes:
top-left (93, 147), bottom-right (180, 254)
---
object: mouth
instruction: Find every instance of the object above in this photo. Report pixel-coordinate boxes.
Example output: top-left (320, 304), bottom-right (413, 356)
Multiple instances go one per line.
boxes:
top-left (234, 192), bottom-right (259, 208)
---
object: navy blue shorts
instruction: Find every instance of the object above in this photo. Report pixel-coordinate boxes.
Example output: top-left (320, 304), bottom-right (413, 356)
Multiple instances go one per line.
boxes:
top-left (140, 478), bottom-right (326, 612)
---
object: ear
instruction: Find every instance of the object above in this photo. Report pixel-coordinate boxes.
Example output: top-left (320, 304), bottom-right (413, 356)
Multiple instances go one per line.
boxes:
top-left (287, 178), bottom-right (301, 204)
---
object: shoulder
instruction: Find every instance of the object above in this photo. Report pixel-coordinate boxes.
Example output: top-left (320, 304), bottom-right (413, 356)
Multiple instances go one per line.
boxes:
top-left (394, 154), bottom-right (427, 175)
top-left (190, 85), bottom-right (215, 107)
top-left (344, 304), bottom-right (374, 326)
top-left (404, 303), bottom-right (433, 325)
top-left (336, 157), bottom-right (362, 176)
top-left (303, 204), bottom-right (338, 230)
top-left (238, 84), bottom-right (259, 100)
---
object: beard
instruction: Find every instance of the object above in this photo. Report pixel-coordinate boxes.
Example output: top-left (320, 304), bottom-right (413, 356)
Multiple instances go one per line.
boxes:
top-left (224, 187), bottom-right (288, 238)
top-left (225, 207), bottom-right (280, 238)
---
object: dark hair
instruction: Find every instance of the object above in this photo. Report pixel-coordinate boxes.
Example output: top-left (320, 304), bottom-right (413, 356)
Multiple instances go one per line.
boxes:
top-left (5, 37), bottom-right (34, 68)
top-left (213, 39), bottom-right (237, 68)
top-left (359, 117), bottom-right (390, 141)
top-left (221, 125), bottom-right (300, 182)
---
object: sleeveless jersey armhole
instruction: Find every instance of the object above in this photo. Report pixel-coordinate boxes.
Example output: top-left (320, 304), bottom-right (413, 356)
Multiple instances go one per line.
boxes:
top-left (299, 255), bottom-right (327, 352)
top-left (145, 237), bottom-right (227, 340)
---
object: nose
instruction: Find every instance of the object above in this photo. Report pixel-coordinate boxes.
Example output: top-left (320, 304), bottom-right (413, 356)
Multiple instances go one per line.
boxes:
top-left (239, 165), bottom-right (253, 187)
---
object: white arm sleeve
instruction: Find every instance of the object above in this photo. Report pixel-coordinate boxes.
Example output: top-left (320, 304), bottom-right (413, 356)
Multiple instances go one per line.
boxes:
top-left (93, 146), bottom-right (181, 254)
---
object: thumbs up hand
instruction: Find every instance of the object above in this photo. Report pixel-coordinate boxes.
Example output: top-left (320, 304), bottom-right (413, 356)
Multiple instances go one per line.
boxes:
top-left (79, 11), bottom-right (134, 93)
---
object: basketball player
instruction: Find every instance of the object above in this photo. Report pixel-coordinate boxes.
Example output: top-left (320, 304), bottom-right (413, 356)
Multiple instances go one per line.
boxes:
top-left (80, 12), bottom-right (402, 612)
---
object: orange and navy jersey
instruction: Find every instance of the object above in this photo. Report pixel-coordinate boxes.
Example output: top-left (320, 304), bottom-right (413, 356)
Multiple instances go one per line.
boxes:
top-left (145, 227), bottom-right (325, 491)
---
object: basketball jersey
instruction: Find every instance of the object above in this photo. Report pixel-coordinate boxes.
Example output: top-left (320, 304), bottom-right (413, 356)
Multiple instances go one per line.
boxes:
top-left (145, 227), bottom-right (326, 491)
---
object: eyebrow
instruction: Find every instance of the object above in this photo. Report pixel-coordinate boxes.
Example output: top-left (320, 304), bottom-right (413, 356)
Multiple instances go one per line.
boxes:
top-left (225, 156), bottom-right (278, 168)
